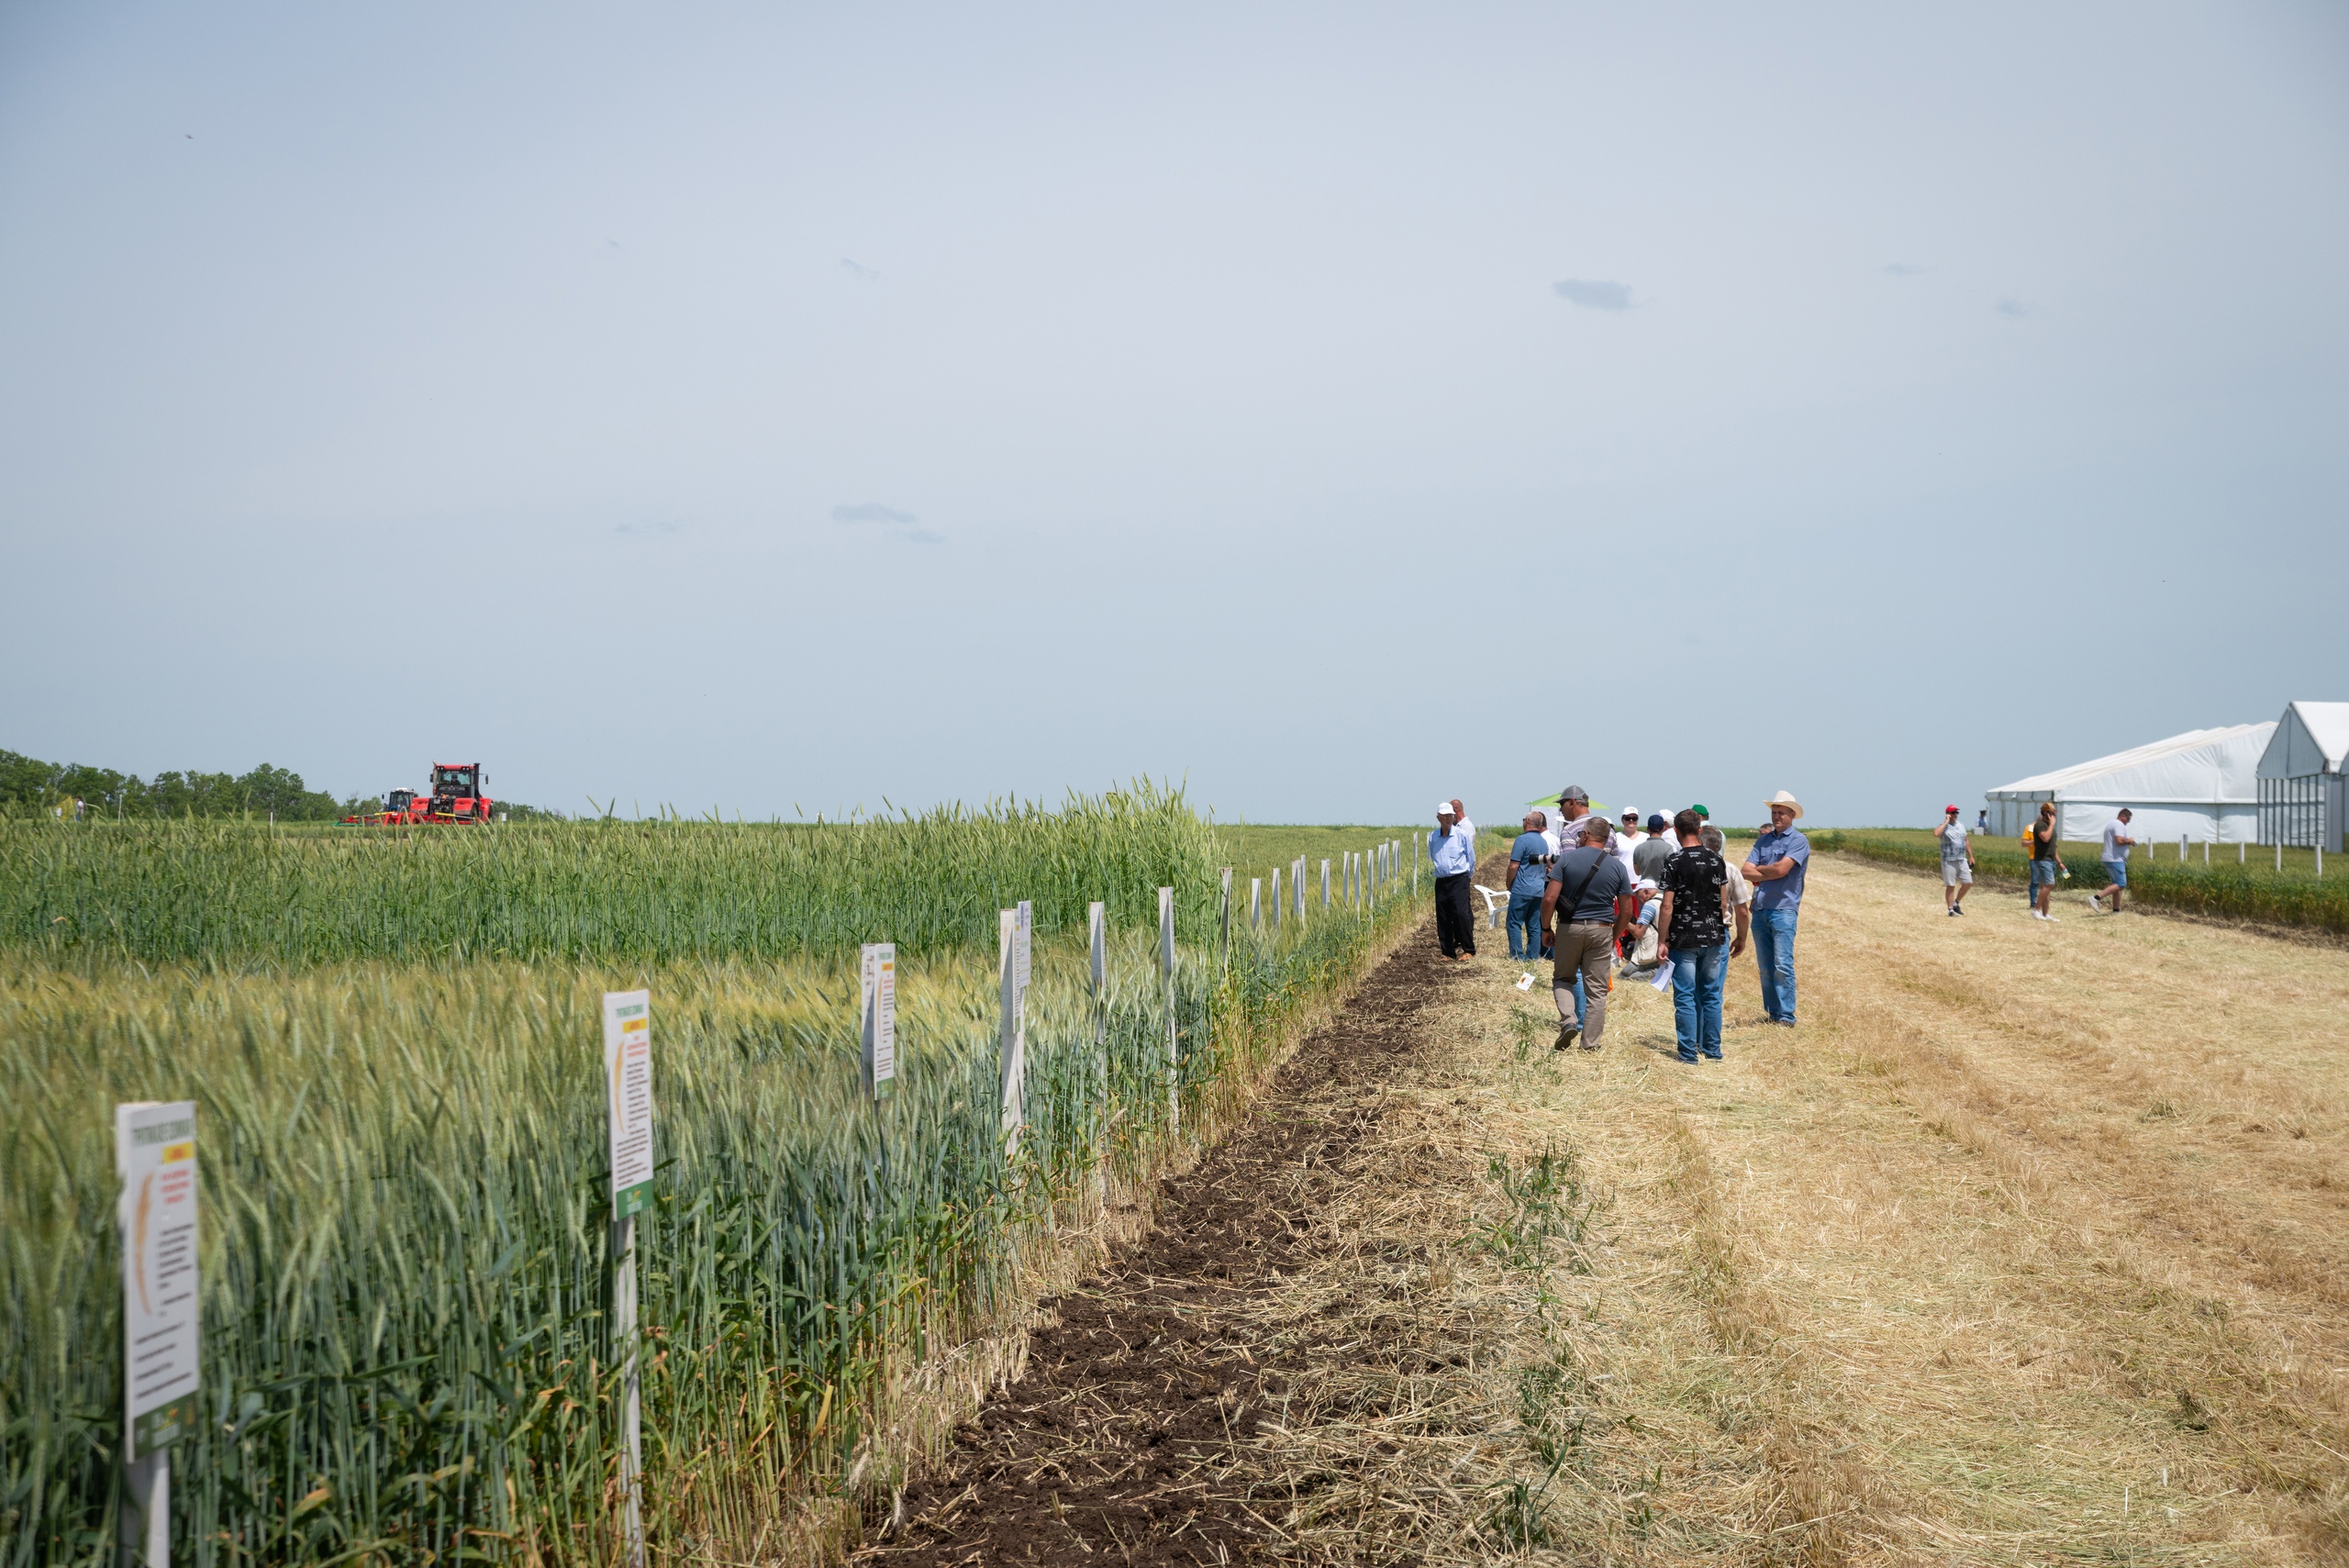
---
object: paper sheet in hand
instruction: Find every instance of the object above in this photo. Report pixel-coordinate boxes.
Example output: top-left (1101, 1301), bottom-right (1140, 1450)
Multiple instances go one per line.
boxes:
top-left (1650, 964), bottom-right (1673, 993)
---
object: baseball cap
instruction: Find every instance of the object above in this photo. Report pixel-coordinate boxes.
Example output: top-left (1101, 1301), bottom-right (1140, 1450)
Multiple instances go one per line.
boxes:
top-left (1690, 804), bottom-right (1709, 818)
top-left (1634, 876), bottom-right (1657, 892)
top-left (1620, 806), bottom-right (1640, 819)
top-left (1557, 784), bottom-right (1588, 803)
top-left (1945, 804), bottom-right (1960, 814)
top-left (1435, 801), bottom-right (1456, 815)
top-left (1646, 813), bottom-right (1668, 832)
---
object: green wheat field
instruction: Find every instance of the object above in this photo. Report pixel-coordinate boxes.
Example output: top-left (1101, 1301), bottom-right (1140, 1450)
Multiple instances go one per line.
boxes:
top-left (1, 789), bottom-right (1428, 1566)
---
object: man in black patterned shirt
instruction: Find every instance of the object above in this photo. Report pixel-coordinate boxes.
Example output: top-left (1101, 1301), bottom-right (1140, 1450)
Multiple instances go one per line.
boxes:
top-left (1655, 808), bottom-right (1734, 1062)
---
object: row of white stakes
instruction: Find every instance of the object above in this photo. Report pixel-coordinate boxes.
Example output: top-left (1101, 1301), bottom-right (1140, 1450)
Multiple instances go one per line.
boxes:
top-left (2187, 837), bottom-right (2322, 877)
top-left (996, 838), bottom-right (1415, 1155)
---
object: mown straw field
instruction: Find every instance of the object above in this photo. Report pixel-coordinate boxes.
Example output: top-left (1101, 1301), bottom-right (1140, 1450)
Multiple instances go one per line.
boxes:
top-left (0, 789), bottom-right (1424, 1566)
top-left (1206, 850), bottom-right (2349, 1564)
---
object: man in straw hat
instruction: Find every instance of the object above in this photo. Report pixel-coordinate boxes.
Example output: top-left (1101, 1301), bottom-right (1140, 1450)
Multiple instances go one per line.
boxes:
top-left (1742, 791), bottom-right (1810, 1027)
top-left (1427, 800), bottom-right (1477, 961)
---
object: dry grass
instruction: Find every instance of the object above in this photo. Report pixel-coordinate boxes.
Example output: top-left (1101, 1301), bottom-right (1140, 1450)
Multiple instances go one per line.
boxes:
top-left (1206, 856), bottom-right (2349, 1564)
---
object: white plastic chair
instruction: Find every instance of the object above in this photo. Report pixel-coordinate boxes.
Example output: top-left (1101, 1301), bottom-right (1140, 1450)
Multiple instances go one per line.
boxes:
top-left (1475, 884), bottom-right (1511, 929)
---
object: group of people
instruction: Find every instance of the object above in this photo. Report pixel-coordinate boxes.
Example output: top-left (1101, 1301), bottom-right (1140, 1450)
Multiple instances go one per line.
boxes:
top-left (1426, 787), bottom-right (1809, 1065)
top-left (1933, 800), bottom-right (2139, 919)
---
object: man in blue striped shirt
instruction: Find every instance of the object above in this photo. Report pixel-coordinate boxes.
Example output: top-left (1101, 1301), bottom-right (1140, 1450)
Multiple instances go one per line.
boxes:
top-left (1428, 801), bottom-right (1476, 960)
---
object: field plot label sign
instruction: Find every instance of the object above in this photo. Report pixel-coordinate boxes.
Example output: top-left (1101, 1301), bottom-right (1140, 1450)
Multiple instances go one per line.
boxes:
top-left (117, 1099), bottom-right (197, 1568)
top-left (860, 944), bottom-right (896, 1100)
top-left (117, 1101), bottom-right (200, 1458)
top-left (604, 991), bottom-right (655, 1218)
top-left (601, 990), bottom-right (651, 1568)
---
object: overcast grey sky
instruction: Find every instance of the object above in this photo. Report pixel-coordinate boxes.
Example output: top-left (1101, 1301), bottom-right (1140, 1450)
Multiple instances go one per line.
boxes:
top-left (4, 3), bottom-right (2343, 826)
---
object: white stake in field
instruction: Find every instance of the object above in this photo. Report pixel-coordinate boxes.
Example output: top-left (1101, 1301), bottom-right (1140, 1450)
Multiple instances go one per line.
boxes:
top-left (999, 903), bottom-right (1031, 1151)
top-left (1159, 886), bottom-right (1178, 1131)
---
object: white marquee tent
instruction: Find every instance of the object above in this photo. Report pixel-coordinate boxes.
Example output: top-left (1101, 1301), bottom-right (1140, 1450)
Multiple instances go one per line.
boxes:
top-left (2255, 701), bottom-right (2349, 851)
top-left (1984, 723), bottom-right (2275, 844)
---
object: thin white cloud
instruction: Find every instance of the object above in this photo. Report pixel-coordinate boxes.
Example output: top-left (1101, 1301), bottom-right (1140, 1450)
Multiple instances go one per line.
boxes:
top-left (832, 503), bottom-right (916, 527)
top-left (832, 502), bottom-right (940, 544)
top-left (1883, 262), bottom-right (1926, 277)
top-left (1553, 278), bottom-right (1633, 311)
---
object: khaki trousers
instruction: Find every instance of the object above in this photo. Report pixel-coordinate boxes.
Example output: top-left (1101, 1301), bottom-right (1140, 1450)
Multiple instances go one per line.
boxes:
top-left (1552, 920), bottom-right (1614, 1049)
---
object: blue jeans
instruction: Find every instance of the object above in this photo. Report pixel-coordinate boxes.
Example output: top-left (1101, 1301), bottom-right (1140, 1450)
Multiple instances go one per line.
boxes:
top-left (1507, 890), bottom-right (1544, 959)
top-left (1672, 944), bottom-right (1728, 1060)
top-left (1753, 906), bottom-right (1798, 1022)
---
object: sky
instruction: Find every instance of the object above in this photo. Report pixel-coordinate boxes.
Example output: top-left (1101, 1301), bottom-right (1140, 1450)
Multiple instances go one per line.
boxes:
top-left (3, 2), bottom-right (2344, 828)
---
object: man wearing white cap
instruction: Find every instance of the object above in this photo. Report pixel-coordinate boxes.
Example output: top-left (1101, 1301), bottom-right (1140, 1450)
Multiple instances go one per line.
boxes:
top-left (1427, 801), bottom-right (1477, 961)
top-left (1742, 791), bottom-right (1810, 1026)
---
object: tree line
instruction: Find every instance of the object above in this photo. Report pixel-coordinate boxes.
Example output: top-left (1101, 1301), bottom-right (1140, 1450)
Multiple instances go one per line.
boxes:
top-left (1, 749), bottom-right (557, 821)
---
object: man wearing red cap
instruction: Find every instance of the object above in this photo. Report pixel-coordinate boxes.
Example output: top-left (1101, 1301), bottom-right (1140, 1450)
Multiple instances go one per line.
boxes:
top-left (1936, 804), bottom-right (1975, 916)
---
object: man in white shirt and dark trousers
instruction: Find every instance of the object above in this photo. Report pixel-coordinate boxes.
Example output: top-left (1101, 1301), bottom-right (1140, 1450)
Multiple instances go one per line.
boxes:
top-left (1428, 802), bottom-right (1477, 961)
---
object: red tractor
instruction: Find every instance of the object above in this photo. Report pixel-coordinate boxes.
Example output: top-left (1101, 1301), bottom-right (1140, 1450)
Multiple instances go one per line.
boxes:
top-left (341, 763), bottom-right (496, 826)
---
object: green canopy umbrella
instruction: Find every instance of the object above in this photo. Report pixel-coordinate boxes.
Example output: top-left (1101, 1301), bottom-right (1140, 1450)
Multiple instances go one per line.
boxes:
top-left (1523, 792), bottom-right (1607, 812)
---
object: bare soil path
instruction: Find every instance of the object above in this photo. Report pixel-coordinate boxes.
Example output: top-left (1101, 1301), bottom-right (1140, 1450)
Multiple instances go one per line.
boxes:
top-left (870, 895), bottom-right (1473, 1567)
top-left (867, 852), bottom-right (2349, 1566)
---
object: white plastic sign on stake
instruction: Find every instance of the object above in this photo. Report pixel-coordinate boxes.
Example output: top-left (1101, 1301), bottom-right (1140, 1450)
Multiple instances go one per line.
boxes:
top-left (605, 992), bottom-right (655, 1219)
top-left (1271, 867), bottom-right (1282, 930)
top-left (117, 1101), bottom-right (200, 1457)
top-left (117, 1099), bottom-right (198, 1568)
top-left (860, 943), bottom-right (896, 1100)
top-left (1250, 876), bottom-right (1262, 930)
top-left (601, 990), bottom-right (651, 1568)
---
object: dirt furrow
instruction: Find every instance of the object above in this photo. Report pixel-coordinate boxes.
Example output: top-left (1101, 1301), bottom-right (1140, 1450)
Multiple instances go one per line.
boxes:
top-left (866, 910), bottom-right (1467, 1567)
